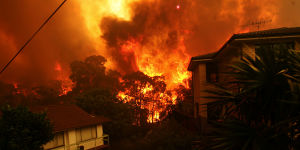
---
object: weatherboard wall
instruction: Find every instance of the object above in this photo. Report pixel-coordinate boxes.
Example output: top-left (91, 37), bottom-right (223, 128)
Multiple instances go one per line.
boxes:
top-left (43, 125), bottom-right (105, 150)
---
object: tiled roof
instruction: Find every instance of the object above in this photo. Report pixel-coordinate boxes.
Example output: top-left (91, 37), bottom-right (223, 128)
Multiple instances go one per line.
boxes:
top-left (30, 104), bottom-right (110, 132)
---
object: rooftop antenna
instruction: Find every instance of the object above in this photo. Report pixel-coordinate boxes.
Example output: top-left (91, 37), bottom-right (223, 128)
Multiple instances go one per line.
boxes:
top-left (242, 19), bottom-right (272, 31)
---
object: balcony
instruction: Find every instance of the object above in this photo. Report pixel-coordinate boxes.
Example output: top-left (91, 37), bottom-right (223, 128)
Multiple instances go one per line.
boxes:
top-left (49, 134), bottom-right (109, 150)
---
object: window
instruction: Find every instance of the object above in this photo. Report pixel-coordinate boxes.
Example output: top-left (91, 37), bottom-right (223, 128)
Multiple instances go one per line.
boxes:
top-left (206, 63), bottom-right (218, 82)
top-left (76, 126), bottom-right (97, 142)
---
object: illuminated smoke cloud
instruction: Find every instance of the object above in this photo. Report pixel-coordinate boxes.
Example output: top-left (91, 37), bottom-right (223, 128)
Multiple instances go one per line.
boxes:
top-left (0, 0), bottom-right (299, 87)
top-left (99, 0), bottom-right (291, 88)
top-left (100, 0), bottom-right (185, 74)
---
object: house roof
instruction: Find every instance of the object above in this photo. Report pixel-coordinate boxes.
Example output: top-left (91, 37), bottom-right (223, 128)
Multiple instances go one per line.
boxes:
top-left (188, 27), bottom-right (300, 71)
top-left (190, 52), bottom-right (217, 61)
top-left (232, 27), bottom-right (300, 39)
top-left (188, 52), bottom-right (216, 70)
top-left (30, 104), bottom-right (110, 132)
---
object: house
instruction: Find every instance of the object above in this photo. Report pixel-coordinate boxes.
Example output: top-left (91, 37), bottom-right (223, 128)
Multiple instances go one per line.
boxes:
top-left (31, 104), bottom-right (110, 150)
top-left (188, 27), bottom-right (300, 133)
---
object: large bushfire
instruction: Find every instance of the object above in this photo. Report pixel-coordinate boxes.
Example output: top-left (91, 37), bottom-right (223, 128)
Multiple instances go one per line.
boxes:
top-left (116, 34), bottom-right (190, 122)
top-left (0, 0), bottom-right (299, 122)
top-left (79, 0), bottom-right (193, 122)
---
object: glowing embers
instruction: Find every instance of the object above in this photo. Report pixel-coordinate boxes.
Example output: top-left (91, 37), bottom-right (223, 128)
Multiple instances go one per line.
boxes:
top-left (54, 62), bottom-right (73, 96)
top-left (13, 83), bottom-right (24, 95)
top-left (60, 86), bottom-right (72, 96)
top-left (148, 111), bottom-right (160, 123)
top-left (117, 76), bottom-right (176, 123)
top-left (55, 63), bottom-right (62, 71)
top-left (12, 82), bottom-right (38, 97)
top-left (117, 91), bottom-right (133, 103)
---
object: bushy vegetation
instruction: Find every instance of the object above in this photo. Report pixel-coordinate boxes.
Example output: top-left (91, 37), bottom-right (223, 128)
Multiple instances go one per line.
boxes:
top-left (0, 105), bottom-right (53, 150)
top-left (205, 45), bottom-right (300, 150)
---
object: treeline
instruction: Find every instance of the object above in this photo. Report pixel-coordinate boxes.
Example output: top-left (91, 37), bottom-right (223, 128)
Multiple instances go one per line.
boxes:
top-left (0, 55), bottom-right (198, 150)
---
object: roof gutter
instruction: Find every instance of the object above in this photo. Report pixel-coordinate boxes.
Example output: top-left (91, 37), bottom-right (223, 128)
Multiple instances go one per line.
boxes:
top-left (235, 35), bottom-right (300, 41)
top-left (192, 59), bottom-right (213, 62)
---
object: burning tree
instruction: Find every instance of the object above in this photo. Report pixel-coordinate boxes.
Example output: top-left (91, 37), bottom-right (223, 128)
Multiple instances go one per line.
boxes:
top-left (119, 71), bottom-right (173, 123)
top-left (69, 55), bottom-right (121, 93)
top-left (0, 82), bottom-right (19, 106)
top-left (172, 84), bottom-right (194, 116)
top-left (55, 54), bottom-right (192, 125)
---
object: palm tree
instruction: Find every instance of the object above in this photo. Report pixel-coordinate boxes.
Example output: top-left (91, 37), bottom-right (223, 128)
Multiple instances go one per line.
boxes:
top-left (205, 44), bottom-right (300, 150)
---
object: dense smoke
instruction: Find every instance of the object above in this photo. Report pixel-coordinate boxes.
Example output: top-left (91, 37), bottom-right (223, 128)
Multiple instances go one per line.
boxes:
top-left (100, 0), bottom-right (187, 74)
top-left (0, 0), bottom-right (95, 87)
top-left (0, 0), bottom-right (299, 87)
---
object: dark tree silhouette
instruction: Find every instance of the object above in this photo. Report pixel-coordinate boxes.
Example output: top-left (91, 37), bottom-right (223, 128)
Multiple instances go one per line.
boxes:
top-left (69, 55), bottom-right (120, 93)
top-left (75, 88), bottom-right (144, 142)
top-left (206, 45), bottom-right (300, 150)
top-left (0, 105), bottom-right (53, 150)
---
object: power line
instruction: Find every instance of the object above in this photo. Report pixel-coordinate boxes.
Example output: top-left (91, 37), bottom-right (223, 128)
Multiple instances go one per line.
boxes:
top-left (0, 0), bottom-right (68, 75)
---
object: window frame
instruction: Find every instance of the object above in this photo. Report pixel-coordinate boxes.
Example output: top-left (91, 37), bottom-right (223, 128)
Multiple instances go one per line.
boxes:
top-left (206, 62), bottom-right (219, 83)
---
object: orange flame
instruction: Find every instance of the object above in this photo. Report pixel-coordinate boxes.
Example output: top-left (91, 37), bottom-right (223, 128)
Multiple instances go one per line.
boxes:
top-left (116, 36), bottom-right (190, 123)
top-left (148, 111), bottom-right (160, 123)
top-left (120, 37), bottom-right (191, 90)
top-left (100, 0), bottom-right (192, 122)
top-left (54, 62), bottom-right (73, 96)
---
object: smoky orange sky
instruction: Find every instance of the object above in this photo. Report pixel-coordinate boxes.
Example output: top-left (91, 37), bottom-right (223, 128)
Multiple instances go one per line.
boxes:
top-left (0, 0), bottom-right (299, 88)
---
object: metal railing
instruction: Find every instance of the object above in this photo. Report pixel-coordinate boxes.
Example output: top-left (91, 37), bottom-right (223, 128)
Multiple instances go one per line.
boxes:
top-left (102, 134), bottom-right (109, 145)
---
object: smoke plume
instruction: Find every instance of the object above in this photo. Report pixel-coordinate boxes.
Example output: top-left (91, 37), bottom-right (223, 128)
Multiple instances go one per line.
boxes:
top-left (0, 0), bottom-right (299, 88)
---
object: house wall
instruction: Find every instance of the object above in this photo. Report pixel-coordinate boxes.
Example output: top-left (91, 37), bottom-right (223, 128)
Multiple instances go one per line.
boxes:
top-left (76, 125), bottom-right (104, 149)
top-left (192, 38), bottom-right (300, 134)
top-left (295, 41), bottom-right (300, 51)
top-left (193, 63), bottom-right (206, 118)
top-left (192, 43), bottom-right (245, 133)
top-left (193, 63), bottom-right (219, 133)
top-left (76, 140), bottom-right (98, 150)
top-left (67, 129), bottom-right (77, 150)
top-left (242, 40), bottom-right (300, 56)
top-left (241, 43), bottom-right (255, 59)
top-left (44, 124), bottom-right (105, 150)
top-left (43, 132), bottom-right (65, 150)
top-left (97, 125), bottom-right (104, 146)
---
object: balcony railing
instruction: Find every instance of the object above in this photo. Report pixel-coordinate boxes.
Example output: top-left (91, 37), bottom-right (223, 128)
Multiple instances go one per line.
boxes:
top-left (102, 134), bottom-right (109, 145)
